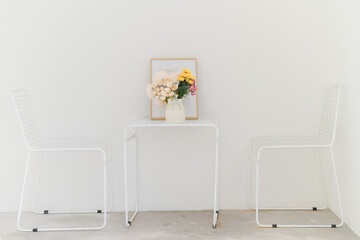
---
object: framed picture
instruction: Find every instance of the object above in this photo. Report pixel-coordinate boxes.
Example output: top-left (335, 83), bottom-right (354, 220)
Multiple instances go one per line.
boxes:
top-left (150, 58), bottom-right (198, 120)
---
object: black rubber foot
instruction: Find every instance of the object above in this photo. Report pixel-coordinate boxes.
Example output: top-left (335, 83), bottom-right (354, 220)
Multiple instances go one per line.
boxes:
top-left (312, 207), bottom-right (318, 211)
top-left (97, 210), bottom-right (102, 213)
top-left (128, 221), bottom-right (132, 226)
top-left (212, 224), bottom-right (217, 229)
top-left (32, 228), bottom-right (38, 232)
top-left (272, 224), bottom-right (277, 228)
top-left (216, 210), bottom-right (219, 214)
top-left (331, 224), bottom-right (337, 228)
top-left (44, 210), bottom-right (49, 214)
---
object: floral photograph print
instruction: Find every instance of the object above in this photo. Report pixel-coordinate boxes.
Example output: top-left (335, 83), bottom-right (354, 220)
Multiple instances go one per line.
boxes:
top-left (149, 58), bottom-right (198, 120)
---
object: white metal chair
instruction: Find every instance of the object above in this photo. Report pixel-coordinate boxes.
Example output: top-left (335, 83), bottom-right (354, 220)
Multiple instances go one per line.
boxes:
top-left (12, 89), bottom-right (112, 232)
top-left (249, 85), bottom-right (343, 228)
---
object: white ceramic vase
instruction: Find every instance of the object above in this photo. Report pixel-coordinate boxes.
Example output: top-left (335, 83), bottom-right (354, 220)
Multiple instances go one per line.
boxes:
top-left (165, 99), bottom-right (185, 123)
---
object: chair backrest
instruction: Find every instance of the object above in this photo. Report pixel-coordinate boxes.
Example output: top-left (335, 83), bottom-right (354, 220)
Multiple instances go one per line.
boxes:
top-left (12, 89), bottom-right (43, 149)
top-left (315, 85), bottom-right (342, 145)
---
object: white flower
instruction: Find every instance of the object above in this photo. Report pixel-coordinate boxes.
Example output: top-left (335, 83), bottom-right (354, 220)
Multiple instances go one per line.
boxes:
top-left (160, 96), bottom-right (166, 101)
top-left (171, 84), bottom-right (178, 91)
top-left (165, 88), bottom-right (171, 93)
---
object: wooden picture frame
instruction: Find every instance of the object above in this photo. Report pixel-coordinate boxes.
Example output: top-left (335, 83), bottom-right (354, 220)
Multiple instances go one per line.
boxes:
top-left (150, 58), bottom-right (198, 120)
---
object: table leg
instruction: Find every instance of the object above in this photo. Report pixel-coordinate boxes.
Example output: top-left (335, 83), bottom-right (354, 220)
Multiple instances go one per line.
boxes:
top-left (124, 126), bottom-right (138, 227)
top-left (124, 128), bottom-right (129, 227)
top-left (213, 126), bottom-right (219, 228)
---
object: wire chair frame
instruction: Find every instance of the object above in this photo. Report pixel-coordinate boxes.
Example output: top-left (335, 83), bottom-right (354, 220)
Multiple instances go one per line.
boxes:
top-left (12, 89), bottom-right (112, 232)
top-left (248, 85), bottom-right (343, 228)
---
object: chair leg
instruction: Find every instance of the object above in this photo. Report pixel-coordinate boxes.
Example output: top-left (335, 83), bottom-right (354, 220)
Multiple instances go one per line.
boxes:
top-left (18, 150), bottom-right (107, 232)
top-left (315, 149), bottom-right (328, 210)
top-left (255, 160), bottom-right (262, 226)
top-left (17, 152), bottom-right (32, 232)
top-left (248, 155), bottom-right (254, 209)
top-left (329, 146), bottom-right (344, 227)
top-left (32, 153), bottom-right (112, 215)
top-left (249, 150), bottom-right (327, 211)
top-left (32, 152), bottom-right (43, 213)
top-left (124, 137), bottom-right (130, 227)
top-left (133, 138), bottom-right (139, 220)
top-left (107, 159), bottom-right (113, 212)
top-left (255, 147), bottom-right (344, 228)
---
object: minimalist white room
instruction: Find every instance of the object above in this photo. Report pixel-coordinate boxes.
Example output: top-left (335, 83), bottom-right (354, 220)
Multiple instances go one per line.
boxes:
top-left (1, 0), bottom-right (360, 239)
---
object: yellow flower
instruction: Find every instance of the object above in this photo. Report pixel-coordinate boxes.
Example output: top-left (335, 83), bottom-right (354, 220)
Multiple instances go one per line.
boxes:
top-left (180, 72), bottom-right (189, 78)
top-left (188, 80), bottom-right (194, 84)
top-left (178, 76), bottom-right (185, 81)
top-left (182, 68), bottom-right (192, 74)
top-left (189, 74), bottom-right (195, 79)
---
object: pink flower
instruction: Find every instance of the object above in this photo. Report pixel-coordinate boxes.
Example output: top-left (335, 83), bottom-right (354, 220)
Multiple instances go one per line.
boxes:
top-left (189, 85), bottom-right (197, 95)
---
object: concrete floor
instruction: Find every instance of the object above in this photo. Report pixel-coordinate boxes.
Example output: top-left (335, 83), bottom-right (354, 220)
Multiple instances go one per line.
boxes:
top-left (0, 210), bottom-right (359, 240)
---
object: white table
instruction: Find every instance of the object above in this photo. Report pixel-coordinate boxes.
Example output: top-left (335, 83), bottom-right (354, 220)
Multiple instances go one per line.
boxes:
top-left (123, 118), bottom-right (219, 228)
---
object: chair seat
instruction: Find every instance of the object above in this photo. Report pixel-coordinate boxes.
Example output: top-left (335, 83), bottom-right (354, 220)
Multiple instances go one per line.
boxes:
top-left (249, 137), bottom-right (319, 159)
top-left (32, 140), bottom-right (111, 159)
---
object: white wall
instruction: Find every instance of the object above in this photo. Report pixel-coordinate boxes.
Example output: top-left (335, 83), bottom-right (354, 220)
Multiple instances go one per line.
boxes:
top-left (0, 0), bottom-right (355, 226)
top-left (321, 0), bottom-right (360, 237)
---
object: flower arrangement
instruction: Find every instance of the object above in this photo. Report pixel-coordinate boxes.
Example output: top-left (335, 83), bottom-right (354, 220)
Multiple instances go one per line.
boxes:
top-left (146, 68), bottom-right (197, 104)
top-left (146, 78), bottom-right (178, 103)
top-left (177, 68), bottom-right (197, 98)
